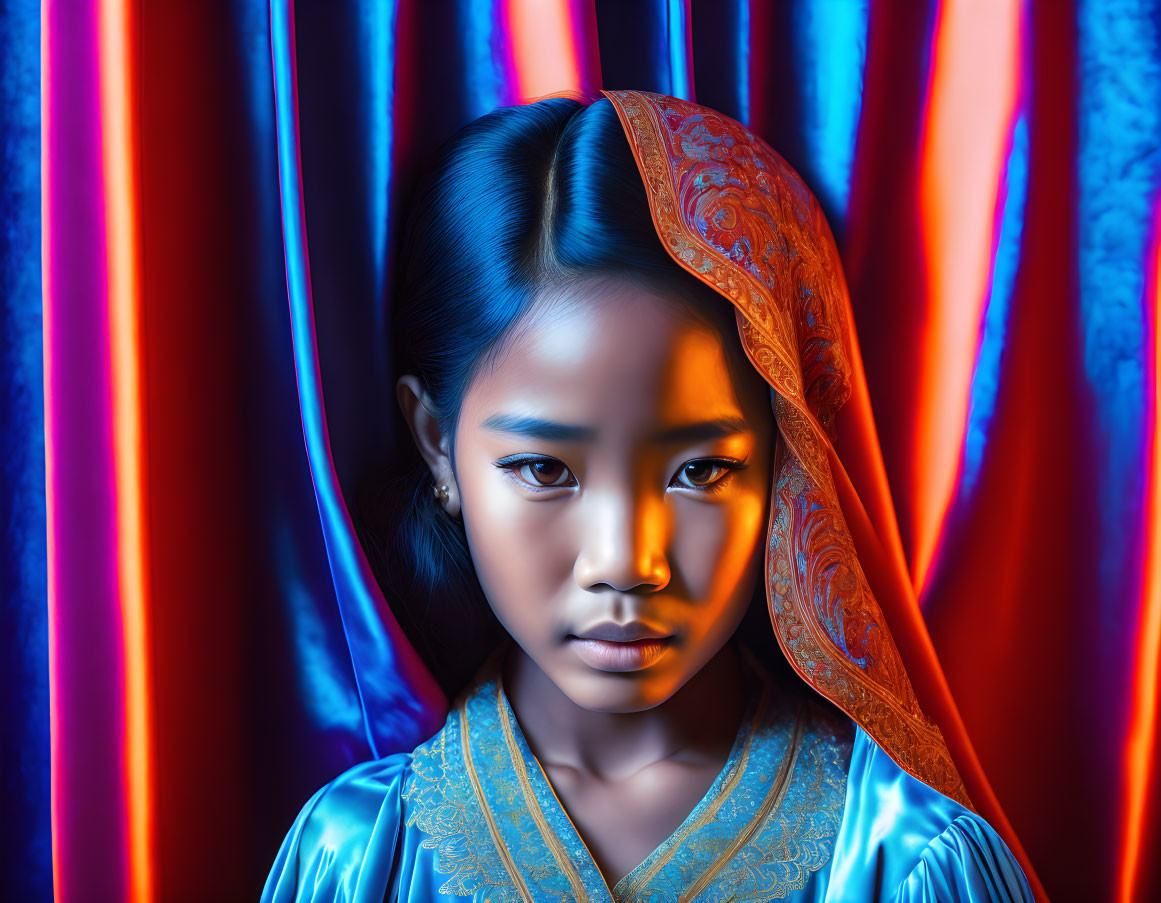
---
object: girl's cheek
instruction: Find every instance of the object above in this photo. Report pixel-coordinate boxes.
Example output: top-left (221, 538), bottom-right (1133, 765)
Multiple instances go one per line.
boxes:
top-left (671, 496), bottom-right (759, 602)
top-left (462, 476), bottom-right (573, 635)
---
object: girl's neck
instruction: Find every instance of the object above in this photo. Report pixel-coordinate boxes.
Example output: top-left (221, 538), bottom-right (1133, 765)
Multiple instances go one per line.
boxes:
top-left (502, 642), bottom-right (747, 781)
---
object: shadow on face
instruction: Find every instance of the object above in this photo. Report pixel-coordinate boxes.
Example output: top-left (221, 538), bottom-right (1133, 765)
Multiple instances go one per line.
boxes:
top-left (447, 276), bottom-right (777, 712)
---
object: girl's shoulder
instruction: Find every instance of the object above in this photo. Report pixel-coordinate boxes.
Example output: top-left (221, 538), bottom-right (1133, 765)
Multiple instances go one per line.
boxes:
top-left (260, 752), bottom-right (414, 903)
top-left (825, 727), bottom-right (1035, 902)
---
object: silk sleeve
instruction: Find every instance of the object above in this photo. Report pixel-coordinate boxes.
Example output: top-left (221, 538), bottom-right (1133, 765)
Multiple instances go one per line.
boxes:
top-left (893, 813), bottom-right (1034, 902)
top-left (260, 754), bottom-right (411, 903)
top-left (823, 728), bottom-right (1034, 903)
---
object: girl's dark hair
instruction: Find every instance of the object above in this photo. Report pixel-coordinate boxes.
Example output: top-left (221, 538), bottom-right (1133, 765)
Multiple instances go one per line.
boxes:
top-left (357, 97), bottom-right (774, 696)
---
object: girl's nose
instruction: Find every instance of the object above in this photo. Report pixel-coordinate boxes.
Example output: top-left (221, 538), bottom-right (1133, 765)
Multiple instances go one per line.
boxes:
top-left (573, 487), bottom-right (671, 593)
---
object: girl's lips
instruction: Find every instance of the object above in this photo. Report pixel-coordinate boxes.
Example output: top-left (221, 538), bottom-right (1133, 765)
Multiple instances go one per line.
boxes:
top-left (568, 637), bottom-right (671, 672)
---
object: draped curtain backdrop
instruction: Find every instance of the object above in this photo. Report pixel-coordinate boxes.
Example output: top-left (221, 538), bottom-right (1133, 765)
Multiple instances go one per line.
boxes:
top-left (3, 0), bottom-right (1160, 901)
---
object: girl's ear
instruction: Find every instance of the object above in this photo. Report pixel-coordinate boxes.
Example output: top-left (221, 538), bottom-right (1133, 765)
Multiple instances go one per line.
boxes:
top-left (396, 374), bottom-right (462, 518)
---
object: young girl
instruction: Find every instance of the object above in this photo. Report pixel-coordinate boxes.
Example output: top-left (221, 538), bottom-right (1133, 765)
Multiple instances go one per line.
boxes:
top-left (261, 91), bottom-right (1036, 902)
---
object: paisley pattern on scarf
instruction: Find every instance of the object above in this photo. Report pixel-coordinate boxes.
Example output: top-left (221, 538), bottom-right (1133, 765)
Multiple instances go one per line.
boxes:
top-left (401, 663), bottom-right (852, 902)
top-left (603, 89), bottom-right (970, 808)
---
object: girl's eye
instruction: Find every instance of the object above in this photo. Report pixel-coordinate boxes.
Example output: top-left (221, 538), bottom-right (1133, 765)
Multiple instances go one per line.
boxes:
top-left (521, 459), bottom-right (572, 487)
top-left (671, 459), bottom-right (742, 491)
top-left (497, 456), bottom-right (577, 489)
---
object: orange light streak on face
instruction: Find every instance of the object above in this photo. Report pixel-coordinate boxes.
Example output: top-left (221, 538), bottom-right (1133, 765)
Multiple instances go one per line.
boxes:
top-left (914, 0), bottom-right (1021, 594)
top-left (98, 2), bottom-right (153, 902)
top-left (1120, 215), bottom-right (1161, 903)
top-left (507, 0), bottom-right (581, 100)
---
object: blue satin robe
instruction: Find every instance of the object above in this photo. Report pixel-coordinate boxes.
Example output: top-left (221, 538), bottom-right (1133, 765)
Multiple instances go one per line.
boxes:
top-left (262, 667), bottom-right (1033, 902)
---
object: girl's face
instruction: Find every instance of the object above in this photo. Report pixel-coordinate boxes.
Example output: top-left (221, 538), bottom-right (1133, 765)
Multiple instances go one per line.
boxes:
top-left (406, 278), bottom-right (776, 713)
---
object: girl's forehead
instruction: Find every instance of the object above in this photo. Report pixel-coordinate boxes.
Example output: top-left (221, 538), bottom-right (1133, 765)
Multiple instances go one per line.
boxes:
top-left (460, 278), bottom-right (770, 435)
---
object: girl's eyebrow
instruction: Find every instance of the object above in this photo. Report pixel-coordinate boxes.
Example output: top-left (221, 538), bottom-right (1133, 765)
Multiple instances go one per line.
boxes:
top-left (480, 414), bottom-right (596, 441)
top-left (652, 416), bottom-right (749, 443)
top-left (479, 413), bottom-right (749, 443)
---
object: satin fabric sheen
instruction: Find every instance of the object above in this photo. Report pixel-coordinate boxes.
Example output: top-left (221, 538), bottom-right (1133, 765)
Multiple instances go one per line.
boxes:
top-left (19, 3), bottom-right (1159, 899)
top-left (261, 672), bottom-right (1032, 903)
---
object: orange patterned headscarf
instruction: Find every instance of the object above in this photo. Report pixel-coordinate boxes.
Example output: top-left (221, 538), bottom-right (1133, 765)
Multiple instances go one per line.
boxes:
top-left (604, 89), bottom-right (975, 808)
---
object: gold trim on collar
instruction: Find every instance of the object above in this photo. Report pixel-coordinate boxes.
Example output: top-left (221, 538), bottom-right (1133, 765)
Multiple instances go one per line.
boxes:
top-left (613, 683), bottom-right (771, 901)
top-left (496, 684), bottom-right (592, 902)
top-left (680, 705), bottom-right (806, 901)
top-left (460, 705), bottom-right (534, 902)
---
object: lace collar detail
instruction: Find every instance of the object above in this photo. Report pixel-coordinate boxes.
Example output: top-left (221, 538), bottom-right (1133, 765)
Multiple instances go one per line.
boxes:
top-left (402, 662), bottom-right (852, 902)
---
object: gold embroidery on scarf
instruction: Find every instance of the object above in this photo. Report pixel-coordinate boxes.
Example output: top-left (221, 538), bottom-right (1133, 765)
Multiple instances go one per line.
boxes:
top-left (612, 685), bottom-right (770, 902)
top-left (460, 705), bottom-right (534, 903)
top-left (602, 88), bottom-right (971, 810)
top-left (495, 685), bottom-right (592, 902)
top-left (678, 707), bottom-right (806, 901)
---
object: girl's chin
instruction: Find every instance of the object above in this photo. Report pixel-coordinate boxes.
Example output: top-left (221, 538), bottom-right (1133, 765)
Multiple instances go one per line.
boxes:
top-left (552, 666), bottom-right (688, 714)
